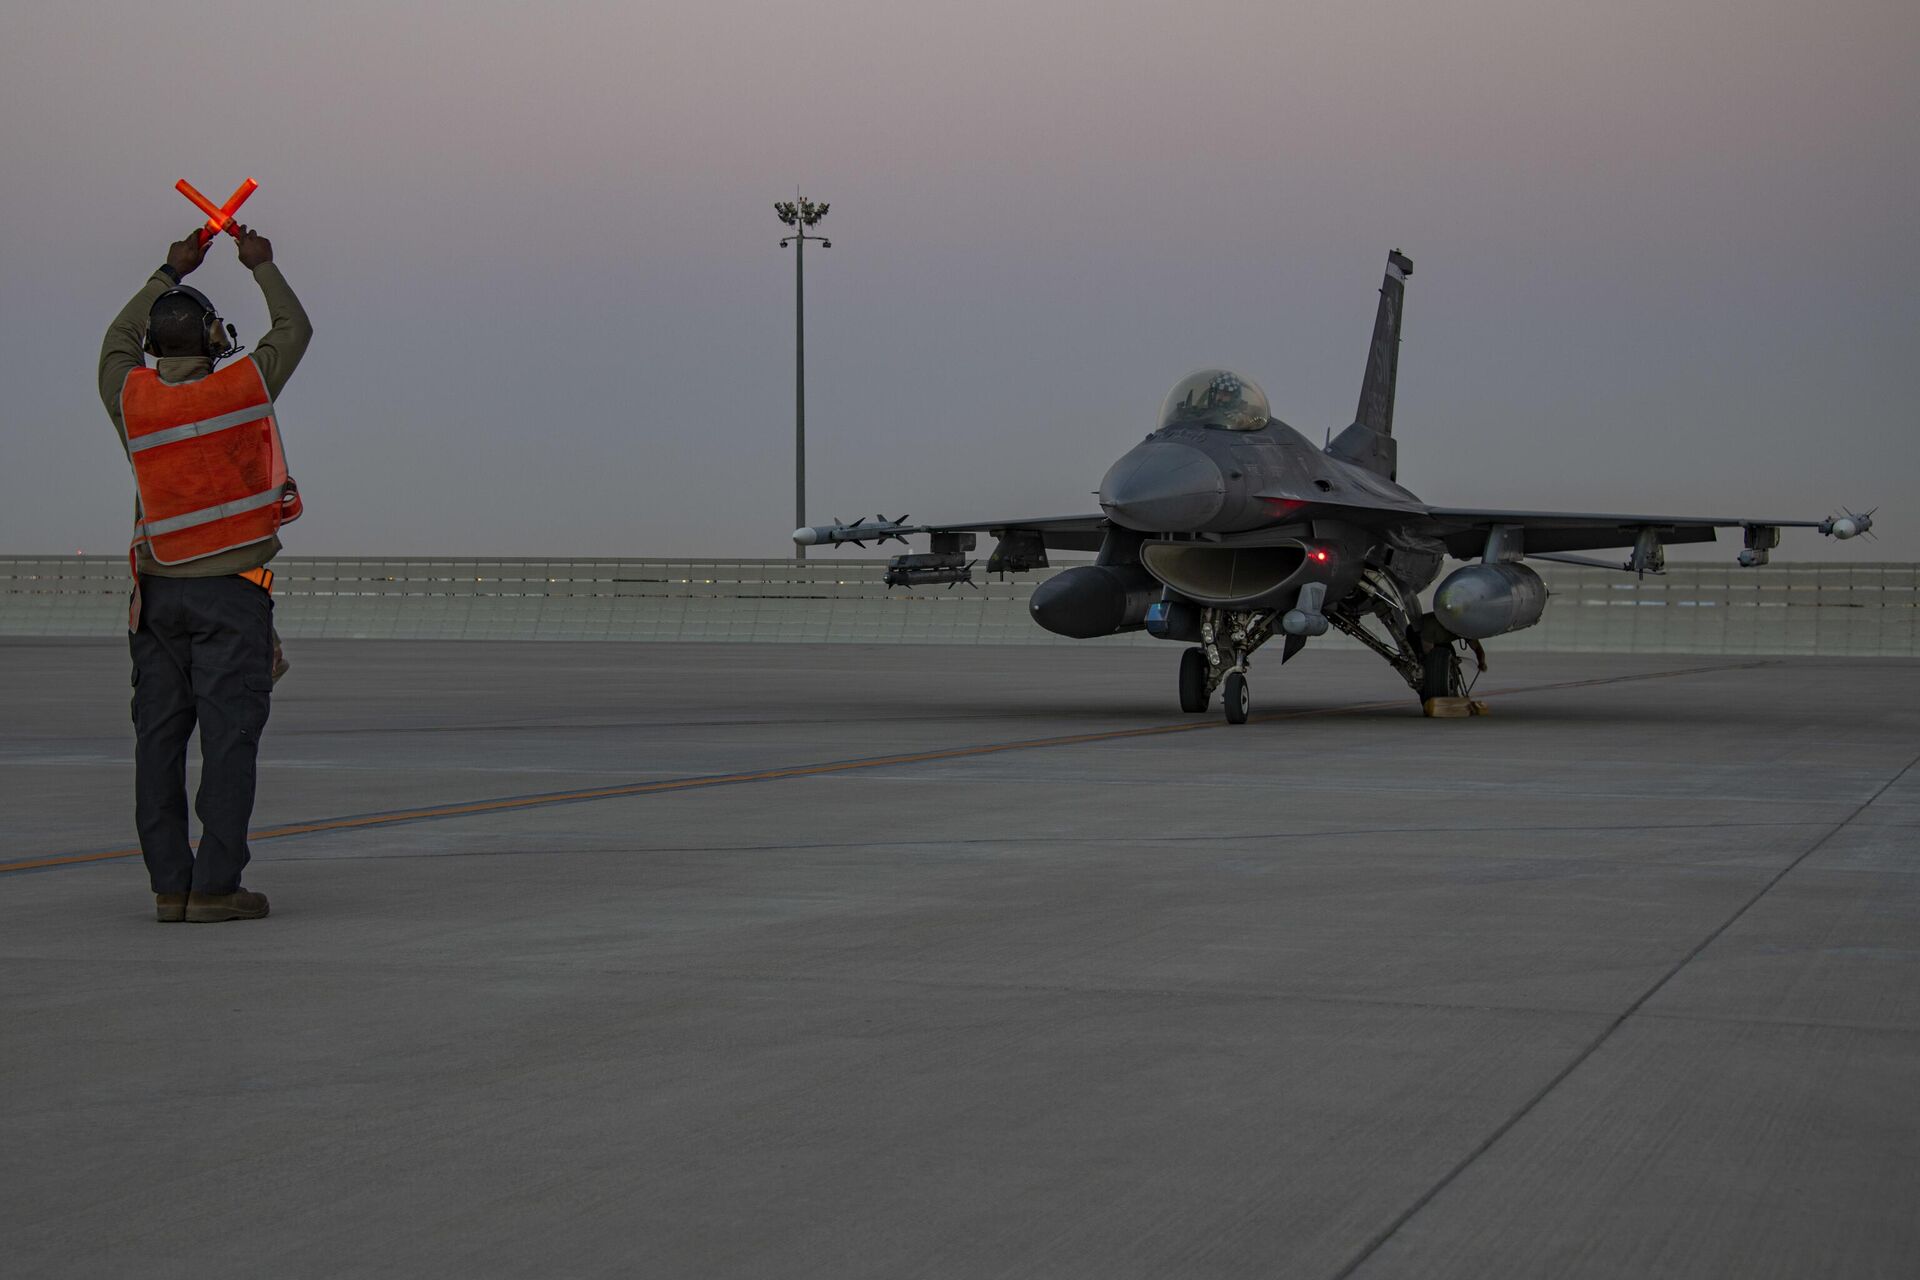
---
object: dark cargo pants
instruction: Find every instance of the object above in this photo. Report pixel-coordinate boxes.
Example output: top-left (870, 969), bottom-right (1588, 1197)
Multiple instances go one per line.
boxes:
top-left (129, 574), bottom-right (275, 895)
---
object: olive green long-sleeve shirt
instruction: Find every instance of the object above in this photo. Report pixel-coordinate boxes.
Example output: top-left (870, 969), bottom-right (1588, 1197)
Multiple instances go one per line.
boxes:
top-left (99, 262), bottom-right (313, 578)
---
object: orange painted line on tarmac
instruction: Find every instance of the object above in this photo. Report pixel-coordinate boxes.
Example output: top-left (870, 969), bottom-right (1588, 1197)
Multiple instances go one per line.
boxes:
top-left (0, 659), bottom-right (1766, 878)
top-left (0, 848), bottom-right (149, 875)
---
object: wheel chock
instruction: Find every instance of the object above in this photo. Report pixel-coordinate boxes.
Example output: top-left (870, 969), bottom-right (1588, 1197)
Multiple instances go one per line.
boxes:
top-left (1423, 697), bottom-right (1490, 718)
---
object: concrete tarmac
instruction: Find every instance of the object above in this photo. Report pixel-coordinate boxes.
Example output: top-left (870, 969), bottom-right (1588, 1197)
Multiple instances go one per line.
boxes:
top-left (2, 639), bottom-right (1916, 1279)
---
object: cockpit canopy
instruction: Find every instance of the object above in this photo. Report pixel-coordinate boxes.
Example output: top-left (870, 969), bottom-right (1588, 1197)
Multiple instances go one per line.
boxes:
top-left (1157, 369), bottom-right (1270, 433)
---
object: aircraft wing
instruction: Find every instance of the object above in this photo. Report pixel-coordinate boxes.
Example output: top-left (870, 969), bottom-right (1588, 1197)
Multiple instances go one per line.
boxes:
top-left (1413, 507), bottom-right (1828, 558)
top-left (795, 513), bottom-right (1110, 554)
top-left (801, 497), bottom-right (1870, 573)
top-left (1255, 483), bottom-right (1867, 565)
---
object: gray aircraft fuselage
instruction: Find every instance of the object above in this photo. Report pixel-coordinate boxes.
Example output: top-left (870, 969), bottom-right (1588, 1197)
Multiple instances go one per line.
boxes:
top-left (1082, 403), bottom-right (1450, 615)
top-left (1099, 419), bottom-right (1417, 539)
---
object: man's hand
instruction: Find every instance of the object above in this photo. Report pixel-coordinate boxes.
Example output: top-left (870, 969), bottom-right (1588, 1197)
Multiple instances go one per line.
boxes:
top-left (235, 225), bottom-right (273, 270)
top-left (166, 228), bottom-right (208, 278)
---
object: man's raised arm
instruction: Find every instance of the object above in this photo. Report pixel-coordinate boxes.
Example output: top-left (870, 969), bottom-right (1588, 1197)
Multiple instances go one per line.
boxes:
top-left (234, 225), bottom-right (312, 399)
top-left (98, 229), bottom-right (206, 420)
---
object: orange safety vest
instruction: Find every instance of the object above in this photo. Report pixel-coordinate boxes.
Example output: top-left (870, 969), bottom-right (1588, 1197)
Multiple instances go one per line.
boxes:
top-left (120, 358), bottom-right (303, 566)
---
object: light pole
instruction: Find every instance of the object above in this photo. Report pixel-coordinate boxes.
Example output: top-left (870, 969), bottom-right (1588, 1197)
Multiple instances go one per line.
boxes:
top-left (777, 196), bottom-right (830, 560)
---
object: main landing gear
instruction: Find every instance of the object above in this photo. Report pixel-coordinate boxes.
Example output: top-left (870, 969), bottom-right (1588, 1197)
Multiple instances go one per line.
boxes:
top-left (1327, 565), bottom-right (1474, 705)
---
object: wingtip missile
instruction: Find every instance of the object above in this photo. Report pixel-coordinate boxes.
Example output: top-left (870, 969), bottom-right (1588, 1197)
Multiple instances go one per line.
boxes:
top-left (794, 515), bottom-right (915, 548)
top-left (1820, 508), bottom-right (1875, 540)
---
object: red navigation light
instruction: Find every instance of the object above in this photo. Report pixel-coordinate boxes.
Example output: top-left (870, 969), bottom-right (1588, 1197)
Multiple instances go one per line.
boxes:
top-left (1310, 548), bottom-right (1330, 562)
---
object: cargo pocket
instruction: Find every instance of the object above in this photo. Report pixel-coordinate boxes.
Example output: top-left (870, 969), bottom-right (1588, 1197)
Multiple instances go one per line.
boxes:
top-left (240, 674), bottom-right (274, 739)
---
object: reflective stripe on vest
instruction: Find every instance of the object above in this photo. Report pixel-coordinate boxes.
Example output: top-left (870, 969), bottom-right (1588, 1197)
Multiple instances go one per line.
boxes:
top-left (120, 358), bottom-right (300, 566)
top-left (137, 486), bottom-right (285, 537)
top-left (126, 403), bottom-right (272, 454)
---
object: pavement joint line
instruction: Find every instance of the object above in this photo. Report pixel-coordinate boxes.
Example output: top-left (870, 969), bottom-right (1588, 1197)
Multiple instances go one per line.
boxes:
top-left (1328, 746), bottom-right (1920, 1280)
top-left (1634, 1009), bottom-right (1920, 1037)
top-left (0, 944), bottom-right (1624, 1024)
top-left (258, 819), bottom-right (1836, 868)
top-left (1, 658), bottom-right (1770, 878)
top-left (511, 966), bottom-right (1618, 1021)
top-left (9, 936), bottom-right (1911, 1033)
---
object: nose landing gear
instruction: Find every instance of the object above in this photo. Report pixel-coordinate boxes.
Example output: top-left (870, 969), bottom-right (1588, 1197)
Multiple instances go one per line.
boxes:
top-left (1176, 608), bottom-right (1278, 724)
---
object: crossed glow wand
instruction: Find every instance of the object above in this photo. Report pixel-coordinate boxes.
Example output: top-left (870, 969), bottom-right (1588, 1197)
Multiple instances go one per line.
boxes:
top-left (175, 177), bottom-right (258, 246)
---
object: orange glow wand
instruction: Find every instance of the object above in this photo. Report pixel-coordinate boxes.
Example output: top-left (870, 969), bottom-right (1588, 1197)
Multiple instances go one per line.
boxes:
top-left (177, 178), bottom-right (258, 245)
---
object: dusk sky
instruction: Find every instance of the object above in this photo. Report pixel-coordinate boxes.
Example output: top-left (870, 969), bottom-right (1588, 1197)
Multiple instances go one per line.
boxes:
top-left (2, 0), bottom-right (1914, 559)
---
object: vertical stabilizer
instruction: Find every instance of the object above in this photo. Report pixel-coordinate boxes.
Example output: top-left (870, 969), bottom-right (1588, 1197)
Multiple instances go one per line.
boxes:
top-left (1327, 249), bottom-right (1412, 479)
top-left (1355, 249), bottom-right (1411, 434)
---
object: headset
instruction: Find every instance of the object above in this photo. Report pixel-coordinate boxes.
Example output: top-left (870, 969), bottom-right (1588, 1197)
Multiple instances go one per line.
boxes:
top-left (143, 285), bottom-right (243, 362)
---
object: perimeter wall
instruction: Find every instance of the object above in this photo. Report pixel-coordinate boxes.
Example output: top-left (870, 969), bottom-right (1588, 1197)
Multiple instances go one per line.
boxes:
top-left (0, 556), bottom-right (1911, 656)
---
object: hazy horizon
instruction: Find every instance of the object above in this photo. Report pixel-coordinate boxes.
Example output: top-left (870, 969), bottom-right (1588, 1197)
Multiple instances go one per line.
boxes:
top-left (3, 0), bottom-right (1914, 561)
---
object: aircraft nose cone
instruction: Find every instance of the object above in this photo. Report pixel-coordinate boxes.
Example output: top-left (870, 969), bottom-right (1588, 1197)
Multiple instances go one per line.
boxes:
top-left (1099, 441), bottom-right (1226, 531)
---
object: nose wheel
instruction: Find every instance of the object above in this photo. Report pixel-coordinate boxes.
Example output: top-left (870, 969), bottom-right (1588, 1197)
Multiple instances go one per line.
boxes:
top-left (1178, 647), bottom-right (1210, 713)
top-left (1223, 670), bottom-right (1250, 724)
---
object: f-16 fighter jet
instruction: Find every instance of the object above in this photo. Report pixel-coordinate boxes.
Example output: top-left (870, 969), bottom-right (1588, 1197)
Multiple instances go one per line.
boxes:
top-left (796, 250), bottom-right (1875, 723)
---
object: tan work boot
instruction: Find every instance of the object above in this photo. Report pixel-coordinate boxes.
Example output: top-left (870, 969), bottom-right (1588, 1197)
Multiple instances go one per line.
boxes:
top-left (185, 888), bottom-right (271, 922)
top-left (155, 893), bottom-right (188, 923)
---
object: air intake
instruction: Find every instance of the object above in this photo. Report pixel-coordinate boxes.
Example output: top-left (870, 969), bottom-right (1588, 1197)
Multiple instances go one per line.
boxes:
top-left (1138, 542), bottom-right (1307, 606)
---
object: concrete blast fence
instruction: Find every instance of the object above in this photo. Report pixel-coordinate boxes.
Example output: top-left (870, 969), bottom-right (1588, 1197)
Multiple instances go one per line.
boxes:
top-left (0, 555), bottom-right (1912, 656)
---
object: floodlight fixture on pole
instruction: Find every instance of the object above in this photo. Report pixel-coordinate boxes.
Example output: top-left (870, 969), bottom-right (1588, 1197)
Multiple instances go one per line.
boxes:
top-left (778, 196), bottom-right (831, 560)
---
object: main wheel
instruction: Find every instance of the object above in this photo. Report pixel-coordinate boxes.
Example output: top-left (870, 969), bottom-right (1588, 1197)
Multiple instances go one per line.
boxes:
top-left (1420, 644), bottom-right (1455, 700)
top-left (1223, 670), bottom-right (1250, 724)
top-left (1179, 647), bottom-right (1210, 713)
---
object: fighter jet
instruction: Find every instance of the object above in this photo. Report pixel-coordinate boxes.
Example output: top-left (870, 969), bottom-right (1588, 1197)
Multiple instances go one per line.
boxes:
top-left (796, 250), bottom-right (1875, 722)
